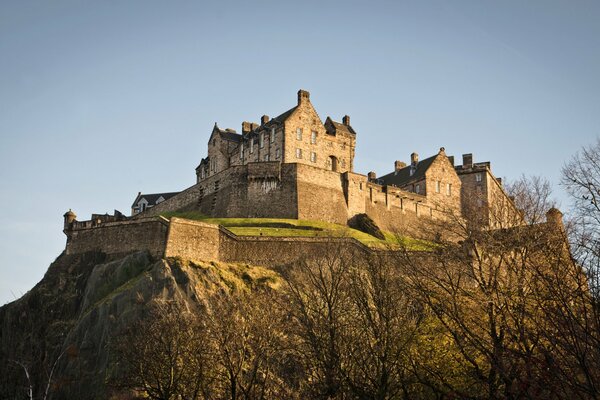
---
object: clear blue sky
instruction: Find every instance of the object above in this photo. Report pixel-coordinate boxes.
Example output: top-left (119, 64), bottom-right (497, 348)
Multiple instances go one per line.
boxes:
top-left (1, 0), bottom-right (598, 304)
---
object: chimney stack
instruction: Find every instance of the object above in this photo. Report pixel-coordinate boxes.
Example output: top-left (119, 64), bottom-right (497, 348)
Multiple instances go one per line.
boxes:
top-left (261, 115), bottom-right (270, 125)
top-left (496, 177), bottom-right (502, 186)
top-left (297, 89), bottom-right (310, 105)
top-left (394, 160), bottom-right (406, 171)
top-left (448, 156), bottom-right (455, 166)
top-left (250, 122), bottom-right (259, 131)
top-left (242, 121), bottom-right (252, 134)
top-left (342, 115), bottom-right (350, 126)
top-left (462, 153), bottom-right (473, 169)
top-left (411, 152), bottom-right (419, 166)
top-left (368, 171), bottom-right (377, 181)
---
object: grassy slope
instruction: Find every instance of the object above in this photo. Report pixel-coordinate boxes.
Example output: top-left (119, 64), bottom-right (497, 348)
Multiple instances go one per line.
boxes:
top-left (161, 211), bottom-right (431, 250)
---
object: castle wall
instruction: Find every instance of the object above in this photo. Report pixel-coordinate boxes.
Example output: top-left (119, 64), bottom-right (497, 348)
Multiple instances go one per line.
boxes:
top-left (218, 230), bottom-right (371, 266)
top-left (296, 163), bottom-right (349, 224)
top-left (65, 217), bottom-right (169, 258)
top-left (164, 218), bottom-right (220, 262)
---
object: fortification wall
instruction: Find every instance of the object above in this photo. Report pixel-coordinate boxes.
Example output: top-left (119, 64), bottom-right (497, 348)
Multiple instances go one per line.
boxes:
top-left (296, 163), bottom-right (348, 224)
top-left (141, 163), bottom-right (299, 219)
top-left (218, 230), bottom-right (371, 266)
top-left (65, 217), bottom-right (169, 258)
top-left (164, 218), bottom-right (220, 262)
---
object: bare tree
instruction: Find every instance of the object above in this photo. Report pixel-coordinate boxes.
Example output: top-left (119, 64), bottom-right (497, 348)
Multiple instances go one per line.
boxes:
top-left (281, 245), bottom-right (356, 399)
top-left (562, 138), bottom-right (600, 296)
top-left (206, 289), bottom-right (293, 400)
top-left (111, 300), bottom-right (214, 400)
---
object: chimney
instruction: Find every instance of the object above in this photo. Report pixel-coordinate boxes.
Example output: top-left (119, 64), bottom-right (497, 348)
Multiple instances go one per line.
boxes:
top-left (394, 160), bottom-right (406, 171)
top-left (368, 171), bottom-right (377, 181)
top-left (448, 156), bottom-right (455, 166)
top-left (462, 153), bottom-right (473, 169)
top-left (297, 89), bottom-right (310, 105)
top-left (342, 115), bottom-right (350, 126)
top-left (242, 121), bottom-right (252, 134)
top-left (250, 122), bottom-right (259, 131)
top-left (261, 115), bottom-right (270, 125)
top-left (411, 152), bottom-right (419, 166)
top-left (496, 177), bottom-right (502, 186)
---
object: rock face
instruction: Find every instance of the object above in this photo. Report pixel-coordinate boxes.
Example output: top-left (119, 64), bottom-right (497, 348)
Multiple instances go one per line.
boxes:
top-left (349, 213), bottom-right (385, 240)
top-left (0, 251), bottom-right (274, 399)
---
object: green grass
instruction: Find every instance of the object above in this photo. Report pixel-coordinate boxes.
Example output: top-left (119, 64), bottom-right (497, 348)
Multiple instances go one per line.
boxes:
top-left (161, 211), bottom-right (432, 250)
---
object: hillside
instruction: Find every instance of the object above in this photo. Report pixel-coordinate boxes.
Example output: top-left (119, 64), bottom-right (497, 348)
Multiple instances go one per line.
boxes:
top-left (0, 251), bottom-right (277, 399)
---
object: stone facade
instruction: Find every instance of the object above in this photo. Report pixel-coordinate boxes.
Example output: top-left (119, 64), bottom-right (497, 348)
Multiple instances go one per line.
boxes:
top-left (138, 90), bottom-right (511, 234)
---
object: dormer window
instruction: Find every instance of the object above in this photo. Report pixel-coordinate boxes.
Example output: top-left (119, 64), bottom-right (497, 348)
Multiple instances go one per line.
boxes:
top-left (296, 128), bottom-right (303, 140)
top-left (270, 128), bottom-right (275, 143)
top-left (250, 138), bottom-right (254, 153)
top-left (260, 133), bottom-right (264, 148)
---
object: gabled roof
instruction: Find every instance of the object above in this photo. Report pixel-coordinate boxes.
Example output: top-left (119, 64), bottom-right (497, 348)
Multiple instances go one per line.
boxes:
top-left (210, 124), bottom-right (242, 143)
top-left (272, 106), bottom-right (297, 123)
top-left (325, 117), bottom-right (356, 136)
top-left (196, 157), bottom-right (209, 171)
top-left (379, 155), bottom-right (438, 187)
top-left (131, 192), bottom-right (180, 208)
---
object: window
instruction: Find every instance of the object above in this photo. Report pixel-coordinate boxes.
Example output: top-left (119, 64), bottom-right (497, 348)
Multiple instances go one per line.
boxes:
top-left (415, 184), bottom-right (420, 194)
top-left (212, 139), bottom-right (216, 146)
top-left (260, 133), bottom-right (264, 148)
top-left (250, 138), bottom-right (254, 153)
top-left (270, 128), bottom-right (275, 143)
top-left (311, 131), bottom-right (317, 144)
top-left (264, 154), bottom-right (270, 161)
top-left (436, 181), bottom-right (441, 193)
top-left (446, 183), bottom-right (452, 196)
top-left (310, 152), bottom-right (317, 163)
top-left (275, 148), bottom-right (280, 159)
top-left (296, 148), bottom-right (302, 159)
top-left (475, 173), bottom-right (482, 182)
top-left (296, 127), bottom-right (302, 140)
top-left (240, 143), bottom-right (244, 159)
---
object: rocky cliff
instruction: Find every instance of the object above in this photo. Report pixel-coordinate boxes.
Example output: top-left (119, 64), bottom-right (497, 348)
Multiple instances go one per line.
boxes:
top-left (0, 251), bottom-right (277, 399)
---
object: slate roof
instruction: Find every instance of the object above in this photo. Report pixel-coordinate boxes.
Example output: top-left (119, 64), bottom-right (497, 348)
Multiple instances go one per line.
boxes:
top-left (378, 154), bottom-right (438, 187)
top-left (325, 117), bottom-right (357, 136)
top-left (272, 106), bottom-right (297, 123)
top-left (218, 129), bottom-right (242, 142)
top-left (131, 192), bottom-right (180, 208)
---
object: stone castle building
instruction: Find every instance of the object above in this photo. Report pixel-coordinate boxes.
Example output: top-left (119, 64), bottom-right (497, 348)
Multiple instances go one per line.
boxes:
top-left (62, 89), bottom-right (524, 262)
top-left (133, 89), bottom-right (519, 233)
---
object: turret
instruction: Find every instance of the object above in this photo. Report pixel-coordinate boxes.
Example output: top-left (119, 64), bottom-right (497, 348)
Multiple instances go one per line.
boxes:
top-left (63, 209), bottom-right (76, 231)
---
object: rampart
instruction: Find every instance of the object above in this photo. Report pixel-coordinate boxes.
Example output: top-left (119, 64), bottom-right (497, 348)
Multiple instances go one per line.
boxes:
top-left (64, 216), bottom-right (384, 267)
top-left (136, 161), bottom-right (452, 236)
top-left (65, 217), bottom-right (170, 259)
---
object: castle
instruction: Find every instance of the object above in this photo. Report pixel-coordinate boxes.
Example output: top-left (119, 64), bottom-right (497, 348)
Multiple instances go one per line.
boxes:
top-left (63, 90), bottom-right (524, 262)
top-left (134, 89), bottom-right (519, 231)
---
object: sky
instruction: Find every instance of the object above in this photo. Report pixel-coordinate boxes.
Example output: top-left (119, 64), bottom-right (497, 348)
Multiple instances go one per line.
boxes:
top-left (1, 0), bottom-right (598, 304)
